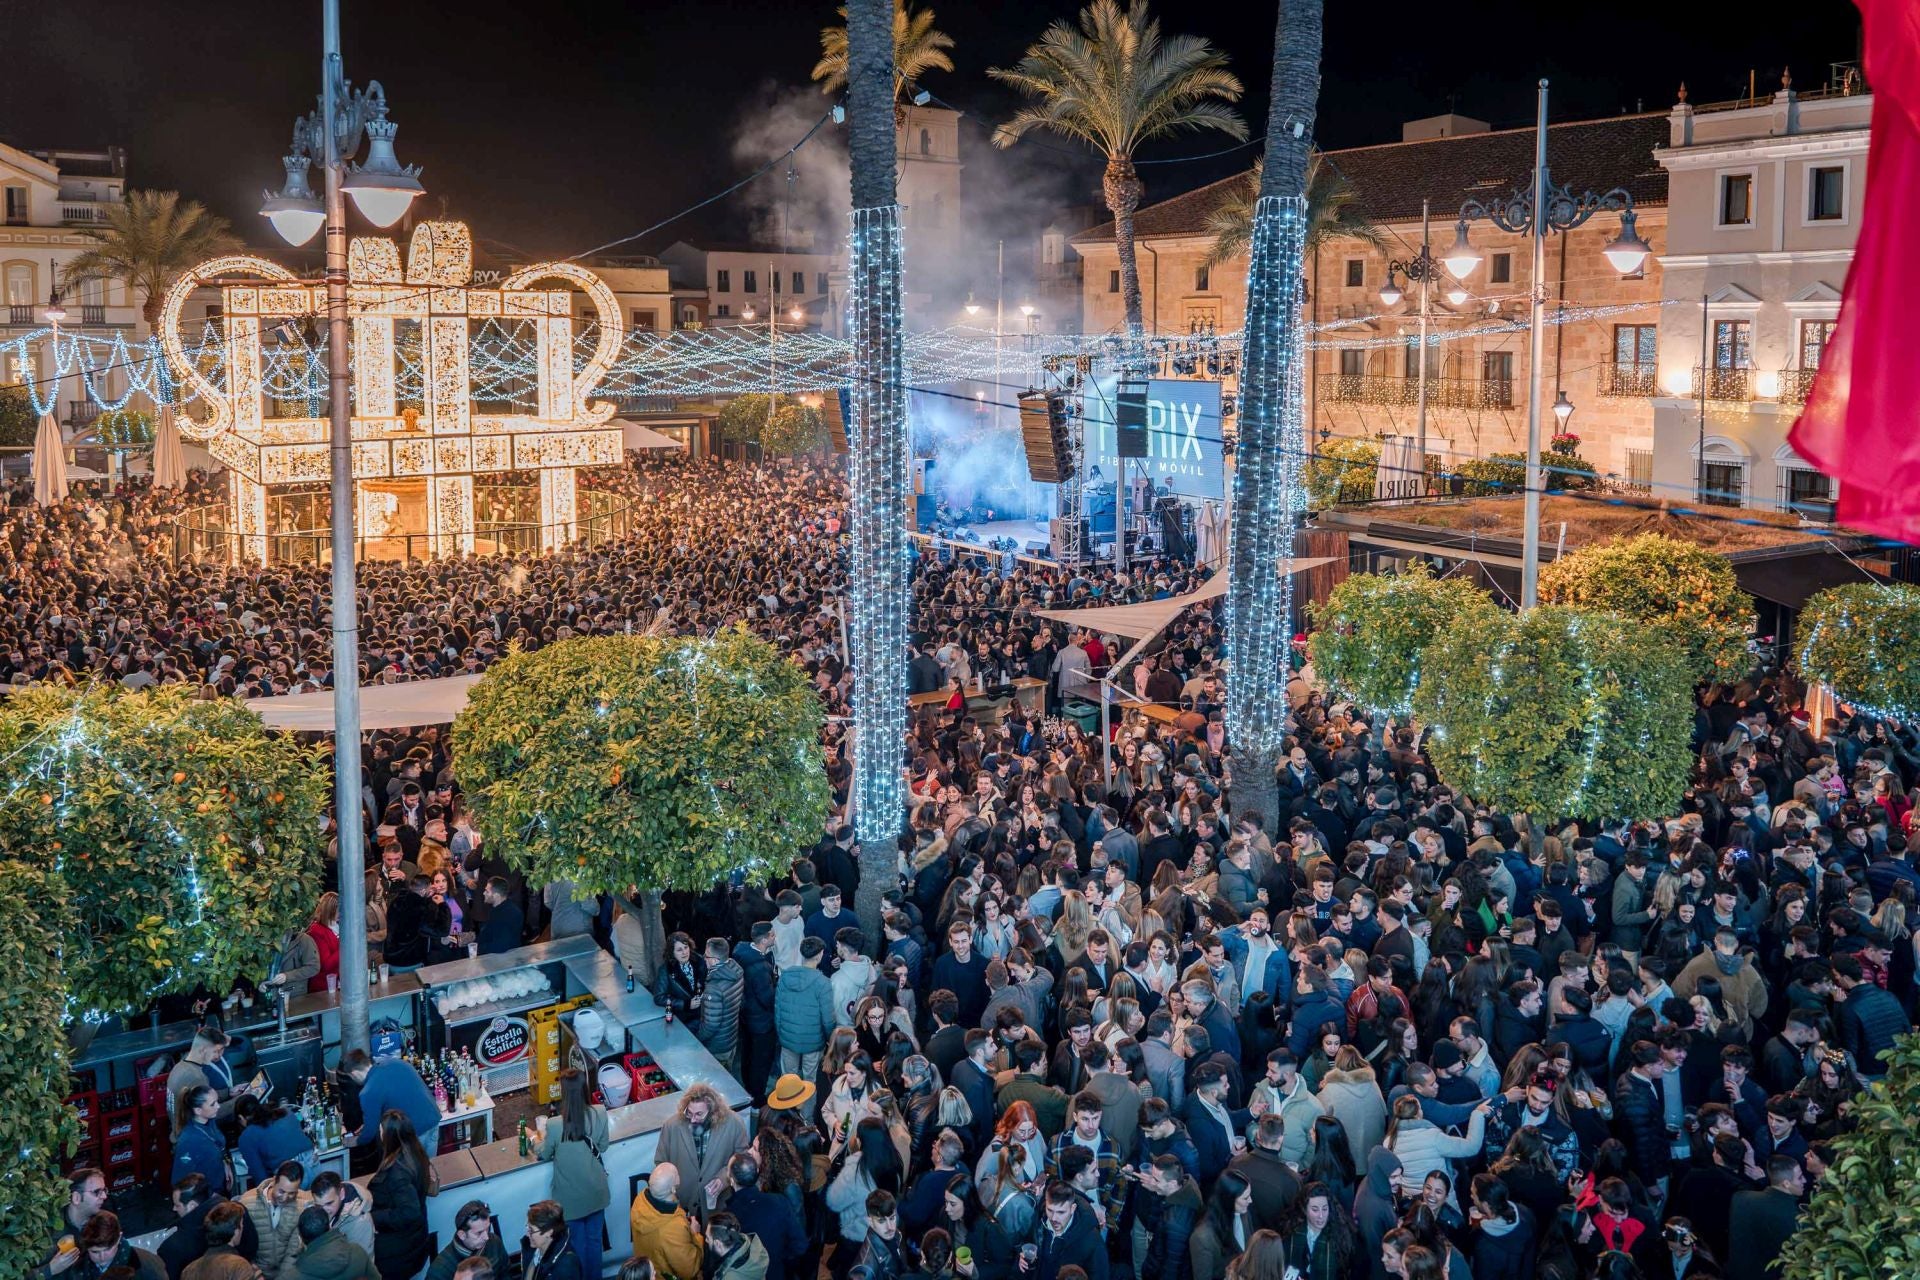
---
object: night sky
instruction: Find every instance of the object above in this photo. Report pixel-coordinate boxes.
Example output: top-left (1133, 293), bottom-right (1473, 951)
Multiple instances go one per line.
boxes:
top-left (0, 0), bottom-right (1863, 259)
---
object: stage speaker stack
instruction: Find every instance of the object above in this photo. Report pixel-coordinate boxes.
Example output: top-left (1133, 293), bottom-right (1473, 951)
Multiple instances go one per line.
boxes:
top-left (1156, 496), bottom-right (1193, 562)
top-left (1116, 379), bottom-right (1149, 459)
top-left (823, 388), bottom-right (850, 454)
top-left (1018, 392), bottom-right (1073, 483)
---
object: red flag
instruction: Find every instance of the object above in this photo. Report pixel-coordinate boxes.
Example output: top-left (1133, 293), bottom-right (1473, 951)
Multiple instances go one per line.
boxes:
top-left (1788, 0), bottom-right (1920, 543)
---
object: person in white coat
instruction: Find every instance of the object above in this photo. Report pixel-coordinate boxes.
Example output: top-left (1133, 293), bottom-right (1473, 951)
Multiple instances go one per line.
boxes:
top-left (1381, 1093), bottom-right (1492, 1204)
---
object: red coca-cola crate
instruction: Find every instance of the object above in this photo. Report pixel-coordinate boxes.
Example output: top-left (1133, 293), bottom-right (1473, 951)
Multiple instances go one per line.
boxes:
top-left (100, 1108), bottom-right (141, 1147)
top-left (138, 1075), bottom-right (171, 1120)
top-left (63, 1142), bottom-right (100, 1175)
top-left (105, 1136), bottom-right (138, 1170)
top-left (66, 1092), bottom-right (101, 1146)
top-left (107, 1167), bottom-right (139, 1195)
top-left (103, 1087), bottom-right (140, 1113)
top-left (139, 1128), bottom-right (173, 1181)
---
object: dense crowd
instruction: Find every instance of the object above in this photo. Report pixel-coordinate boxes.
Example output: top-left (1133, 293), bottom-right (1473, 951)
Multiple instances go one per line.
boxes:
top-left (21, 456), bottom-right (1920, 1280)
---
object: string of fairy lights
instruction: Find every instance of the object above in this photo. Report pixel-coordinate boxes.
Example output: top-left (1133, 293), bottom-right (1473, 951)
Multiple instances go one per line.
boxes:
top-left (3, 295), bottom-right (1685, 417)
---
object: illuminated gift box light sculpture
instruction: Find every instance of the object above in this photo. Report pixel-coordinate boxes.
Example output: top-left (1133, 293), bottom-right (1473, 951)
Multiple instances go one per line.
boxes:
top-left (158, 220), bottom-right (622, 564)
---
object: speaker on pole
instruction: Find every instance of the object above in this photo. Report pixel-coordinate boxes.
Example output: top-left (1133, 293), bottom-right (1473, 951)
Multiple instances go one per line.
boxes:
top-left (1116, 379), bottom-right (1149, 459)
top-left (1156, 496), bottom-right (1193, 562)
top-left (1019, 392), bottom-right (1073, 483)
top-left (823, 388), bottom-right (849, 454)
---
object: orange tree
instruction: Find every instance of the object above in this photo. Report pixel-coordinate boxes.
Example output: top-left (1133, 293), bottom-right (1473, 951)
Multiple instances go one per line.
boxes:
top-left (1540, 532), bottom-right (1751, 681)
top-left (0, 686), bottom-right (324, 1270)
top-left (453, 629), bottom-right (829, 979)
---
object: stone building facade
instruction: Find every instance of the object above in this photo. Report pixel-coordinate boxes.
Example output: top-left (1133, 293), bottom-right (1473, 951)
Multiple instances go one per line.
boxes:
top-left (1071, 111), bottom-right (1676, 485)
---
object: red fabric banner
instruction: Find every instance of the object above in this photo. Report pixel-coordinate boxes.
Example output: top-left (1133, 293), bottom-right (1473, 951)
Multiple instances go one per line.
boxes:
top-left (1788, 0), bottom-right (1920, 543)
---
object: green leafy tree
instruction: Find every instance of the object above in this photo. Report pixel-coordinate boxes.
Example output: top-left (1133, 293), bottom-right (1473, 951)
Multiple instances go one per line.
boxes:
top-left (57, 191), bottom-right (241, 328)
top-left (0, 863), bottom-right (80, 1276)
top-left (1202, 155), bottom-right (1385, 269)
top-left (1798, 582), bottom-right (1920, 719)
top-left (812, 0), bottom-right (955, 102)
top-left (718, 393), bottom-right (827, 455)
top-left (1541, 533), bottom-right (1752, 681)
top-left (1779, 1031), bottom-right (1920, 1279)
top-left (1413, 606), bottom-right (1696, 822)
top-left (0, 686), bottom-right (327, 1018)
top-left (1304, 435), bottom-right (1379, 508)
top-left (94, 408), bottom-right (156, 449)
top-left (1309, 565), bottom-right (1497, 717)
top-left (0, 386), bottom-right (35, 449)
top-left (454, 630), bottom-right (830, 973)
top-left (991, 0), bottom-right (1246, 338)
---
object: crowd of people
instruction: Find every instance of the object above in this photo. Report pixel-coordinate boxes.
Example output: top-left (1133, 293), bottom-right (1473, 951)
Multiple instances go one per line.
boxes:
top-left (19, 453), bottom-right (1920, 1280)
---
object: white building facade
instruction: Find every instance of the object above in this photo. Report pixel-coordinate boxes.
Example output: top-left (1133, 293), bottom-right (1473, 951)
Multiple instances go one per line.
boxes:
top-left (0, 143), bottom-right (141, 426)
top-left (1649, 72), bottom-right (1871, 518)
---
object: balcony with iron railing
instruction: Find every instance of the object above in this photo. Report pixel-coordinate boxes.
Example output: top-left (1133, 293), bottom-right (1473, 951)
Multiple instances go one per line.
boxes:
top-left (1598, 360), bottom-right (1660, 397)
top-left (66, 400), bottom-right (101, 428)
top-left (1779, 367), bottom-right (1821, 405)
top-left (1692, 365), bottom-right (1755, 402)
top-left (1319, 372), bottom-right (1515, 410)
top-left (5, 304), bottom-right (33, 326)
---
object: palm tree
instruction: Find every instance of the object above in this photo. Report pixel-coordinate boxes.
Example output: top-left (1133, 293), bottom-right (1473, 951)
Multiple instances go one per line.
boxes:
top-left (991, 0), bottom-right (1245, 338)
top-left (58, 191), bottom-right (240, 331)
top-left (812, 0), bottom-right (955, 104)
top-left (1201, 154), bottom-right (1383, 269)
top-left (1227, 0), bottom-right (1323, 837)
top-left (844, 0), bottom-right (912, 946)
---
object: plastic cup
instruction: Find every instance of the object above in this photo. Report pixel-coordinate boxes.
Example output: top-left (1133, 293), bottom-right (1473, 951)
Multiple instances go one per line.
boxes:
top-left (379, 962), bottom-right (391, 984)
top-left (326, 973), bottom-right (339, 993)
top-left (467, 942), bottom-right (479, 959)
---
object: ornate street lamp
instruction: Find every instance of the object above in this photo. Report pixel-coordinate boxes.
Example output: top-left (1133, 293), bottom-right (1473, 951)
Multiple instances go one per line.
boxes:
top-left (1448, 79), bottom-right (1649, 607)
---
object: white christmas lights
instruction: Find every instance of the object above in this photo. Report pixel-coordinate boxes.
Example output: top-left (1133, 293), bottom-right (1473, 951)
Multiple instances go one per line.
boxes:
top-left (847, 204), bottom-right (910, 847)
top-left (1226, 194), bottom-right (1309, 762)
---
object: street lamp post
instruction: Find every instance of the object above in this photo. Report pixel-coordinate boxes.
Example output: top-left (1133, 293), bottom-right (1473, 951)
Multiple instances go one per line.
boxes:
top-left (1379, 199), bottom-right (1444, 493)
top-left (1442, 79), bottom-right (1650, 607)
top-left (260, 0), bottom-right (425, 1057)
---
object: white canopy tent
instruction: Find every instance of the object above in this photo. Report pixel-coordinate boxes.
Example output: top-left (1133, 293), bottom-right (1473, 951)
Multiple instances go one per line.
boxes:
top-left (246, 673), bottom-right (483, 731)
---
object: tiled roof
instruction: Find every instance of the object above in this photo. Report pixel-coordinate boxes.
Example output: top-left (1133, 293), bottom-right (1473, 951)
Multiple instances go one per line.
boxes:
top-left (1071, 113), bottom-right (1671, 245)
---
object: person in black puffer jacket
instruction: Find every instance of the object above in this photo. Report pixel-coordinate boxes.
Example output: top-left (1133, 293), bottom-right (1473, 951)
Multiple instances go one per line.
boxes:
top-left (1611, 1042), bottom-right (1673, 1190)
top-left (368, 1115), bottom-right (433, 1280)
top-left (1468, 1174), bottom-right (1537, 1280)
top-left (1834, 954), bottom-right (1907, 1076)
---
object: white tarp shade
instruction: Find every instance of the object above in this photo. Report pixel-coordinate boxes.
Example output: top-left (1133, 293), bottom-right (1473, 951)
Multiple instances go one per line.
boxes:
top-left (1036, 557), bottom-right (1333, 642)
top-left (616, 419), bottom-right (686, 451)
top-left (33, 412), bottom-right (67, 507)
top-left (246, 673), bottom-right (483, 731)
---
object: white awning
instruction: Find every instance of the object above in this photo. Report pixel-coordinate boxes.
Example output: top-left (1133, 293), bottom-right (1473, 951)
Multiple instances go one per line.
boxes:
top-left (1034, 558), bottom-right (1333, 640)
top-left (246, 673), bottom-right (483, 731)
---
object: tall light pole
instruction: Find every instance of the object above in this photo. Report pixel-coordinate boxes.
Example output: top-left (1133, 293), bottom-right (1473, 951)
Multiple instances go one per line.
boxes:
top-left (1379, 199), bottom-right (1444, 492)
top-left (1443, 79), bottom-right (1650, 606)
top-left (260, 0), bottom-right (424, 1056)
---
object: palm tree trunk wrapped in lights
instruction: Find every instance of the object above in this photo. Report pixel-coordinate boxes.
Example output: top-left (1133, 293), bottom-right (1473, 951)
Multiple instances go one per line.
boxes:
top-left (1227, 0), bottom-right (1322, 836)
top-left (845, 0), bottom-right (911, 941)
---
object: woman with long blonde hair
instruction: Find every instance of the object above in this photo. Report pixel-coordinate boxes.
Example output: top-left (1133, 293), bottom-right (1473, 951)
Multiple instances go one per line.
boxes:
top-left (1053, 891), bottom-right (1093, 967)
